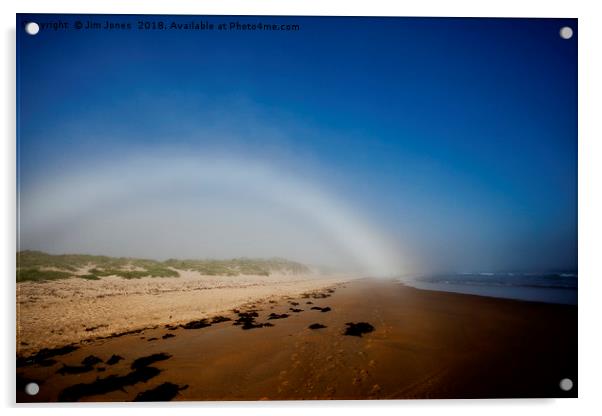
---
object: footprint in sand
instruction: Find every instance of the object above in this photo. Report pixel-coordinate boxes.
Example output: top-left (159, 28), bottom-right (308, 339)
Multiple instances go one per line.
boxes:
top-left (277, 379), bottom-right (290, 393)
top-left (352, 369), bottom-right (370, 385)
top-left (289, 352), bottom-right (302, 369)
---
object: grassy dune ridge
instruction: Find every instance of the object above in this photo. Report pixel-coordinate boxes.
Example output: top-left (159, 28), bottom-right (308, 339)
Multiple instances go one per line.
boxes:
top-left (16, 250), bottom-right (311, 282)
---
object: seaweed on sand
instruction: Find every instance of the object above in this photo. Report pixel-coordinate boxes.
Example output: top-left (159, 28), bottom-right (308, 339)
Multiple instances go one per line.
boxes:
top-left (233, 311), bottom-right (273, 330)
top-left (211, 316), bottom-right (232, 324)
top-left (105, 354), bottom-right (124, 365)
top-left (58, 352), bottom-right (172, 401)
top-left (133, 382), bottom-right (189, 401)
top-left (130, 353), bottom-right (171, 370)
top-left (180, 319), bottom-right (211, 329)
top-left (310, 306), bottom-right (332, 312)
top-left (58, 366), bottom-right (162, 401)
top-left (17, 345), bottom-right (79, 367)
top-left (343, 322), bottom-right (375, 337)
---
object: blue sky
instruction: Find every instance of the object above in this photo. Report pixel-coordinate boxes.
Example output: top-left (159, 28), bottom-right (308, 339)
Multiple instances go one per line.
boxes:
top-left (17, 15), bottom-right (577, 273)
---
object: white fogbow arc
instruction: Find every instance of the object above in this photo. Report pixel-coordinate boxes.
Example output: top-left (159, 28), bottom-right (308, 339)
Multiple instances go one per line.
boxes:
top-left (20, 155), bottom-right (402, 276)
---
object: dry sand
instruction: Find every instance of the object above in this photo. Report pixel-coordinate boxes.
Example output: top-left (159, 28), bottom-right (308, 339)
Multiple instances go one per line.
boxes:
top-left (16, 279), bottom-right (577, 402)
top-left (17, 271), bottom-right (351, 355)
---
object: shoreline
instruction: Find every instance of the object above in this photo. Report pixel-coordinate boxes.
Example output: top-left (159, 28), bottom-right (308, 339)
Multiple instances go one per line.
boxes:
top-left (399, 281), bottom-right (578, 306)
top-left (399, 277), bottom-right (578, 306)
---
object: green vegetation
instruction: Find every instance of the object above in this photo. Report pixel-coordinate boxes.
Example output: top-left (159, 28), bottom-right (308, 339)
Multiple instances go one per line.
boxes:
top-left (17, 268), bottom-right (73, 282)
top-left (16, 251), bottom-right (179, 282)
top-left (89, 266), bottom-right (179, 279)
top-left (78, 274), bottom-right (101, 281)
top-left (163, 257), bottom-right (310, 276)
top-left (16, 250), bottom-right (310, 282)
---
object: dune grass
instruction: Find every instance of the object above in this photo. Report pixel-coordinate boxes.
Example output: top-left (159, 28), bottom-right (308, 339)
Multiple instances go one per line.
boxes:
top-left (16, 251), bottom-right (310, 282)
top-left (17, 268), bottom-right (74, 282)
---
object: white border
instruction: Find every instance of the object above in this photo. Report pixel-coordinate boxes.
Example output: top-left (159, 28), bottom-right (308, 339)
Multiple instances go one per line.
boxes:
top-left (3, 1), bottom-right (601, 415)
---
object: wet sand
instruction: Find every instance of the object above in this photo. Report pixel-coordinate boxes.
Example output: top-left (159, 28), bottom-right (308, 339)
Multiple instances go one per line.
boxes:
top-left (16, 279), bottom-right (577, 402)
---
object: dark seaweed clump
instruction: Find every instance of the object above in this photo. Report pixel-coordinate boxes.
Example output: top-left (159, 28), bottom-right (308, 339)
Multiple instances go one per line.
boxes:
top-left (180, 319), bottom-right (211, 330)
top-left (308, 323), bottom-right (327, 330)
top-left (232, 312), bottom-right (257, 326)
top-left (17, 344), bottom-right (79, 367)
top-left (267, 313), bottom-right (289, 320)
top-left (57, 364), bottom-right (94, 375)
top-left (106, 354), bottom-right (124, 365)
top-left (310, 306), bottom-right (332, 312)
top-left (162, 333), bottom-right (175, 339)
top-left (81, 355), bottom-right (103, 366)
top-left (133, 382), bottom-right (189, 402)
top-left (211, 316), bottom-right (232, 324)
top-left (59, 366), bottom-right (161, 401)
top-left (289, 308), bottom-right (303, 313)
top-left (233, 311), bottom-right (273, 330)
top-left (344, 322), bottom-right (375, 337)
top-left (311, 293), bottom-right (331, 299)
top-left (57, 354), bottom-right (105, 375)
top-left (58, 352), bottom-right (173, 402)
top-left (131, 353), bottom-right (172, 370)
top-left (38, 358), bottom-right (58, 367)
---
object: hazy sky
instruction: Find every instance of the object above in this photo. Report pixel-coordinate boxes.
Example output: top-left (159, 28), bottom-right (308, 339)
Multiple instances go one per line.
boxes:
top-left (17, 15), bottom-right (577, 275)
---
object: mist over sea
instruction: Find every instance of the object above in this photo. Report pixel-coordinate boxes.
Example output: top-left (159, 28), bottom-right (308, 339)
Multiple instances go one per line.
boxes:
top-left (401, 272), bottom-right (577, 305)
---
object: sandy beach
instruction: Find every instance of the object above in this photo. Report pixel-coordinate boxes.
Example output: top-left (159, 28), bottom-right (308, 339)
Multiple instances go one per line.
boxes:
top-left (17, 271), bottom-right (350, 355)
top-left (16, 278), bottom-right (577, 402)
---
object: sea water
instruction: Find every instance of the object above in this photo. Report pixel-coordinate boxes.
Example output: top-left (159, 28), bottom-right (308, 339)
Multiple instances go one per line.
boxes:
top-left (401, 272), bottom-right (577, 305)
